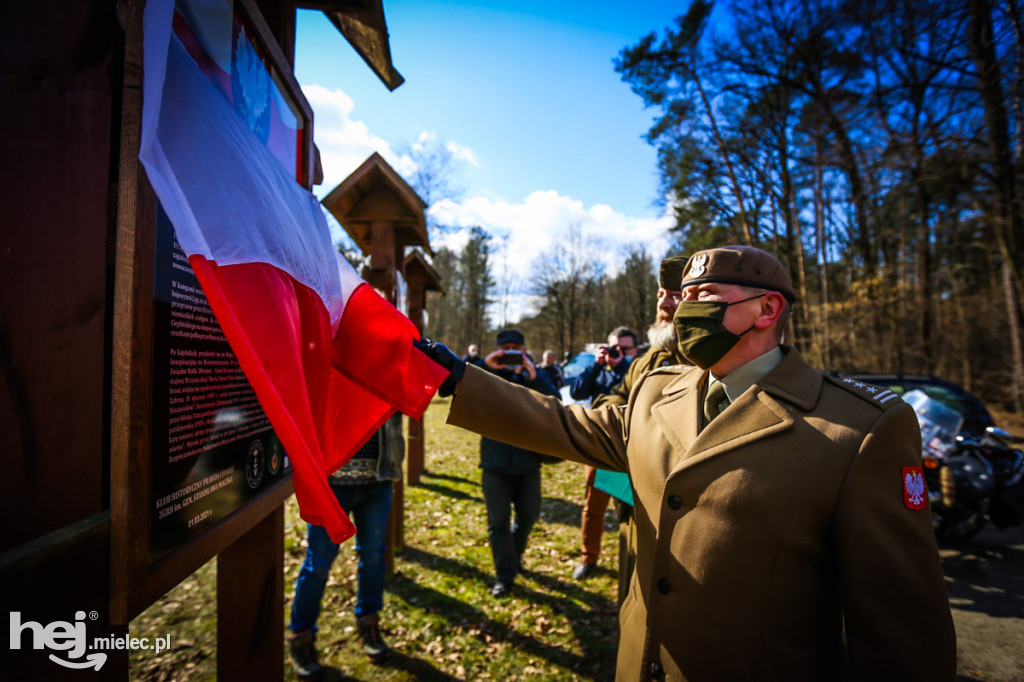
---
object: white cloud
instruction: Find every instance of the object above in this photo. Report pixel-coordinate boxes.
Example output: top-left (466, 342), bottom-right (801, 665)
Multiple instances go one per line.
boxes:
top-left (302, 87), bottom-right (480, 207)
top-left (445, 140), bottom-right (479, 168)
top-left (408, 130), bottom-right (480, 169)
top-left (430, 190), bottom-right (675, 273)
top-left (429, 190), bottom-right (676, 321)
top-left (302, 84), bottom-right (408, 196)
top-left (302, 83), bottom-right (676, 322)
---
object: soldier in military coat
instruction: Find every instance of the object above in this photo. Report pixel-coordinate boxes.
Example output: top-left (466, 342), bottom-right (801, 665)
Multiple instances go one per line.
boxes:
top-left (414, 245), bottom-right (956, 681)
top-left (592, 255), bottom-right (688, 605)
top-left (592, 255), bottom-right (689, 411)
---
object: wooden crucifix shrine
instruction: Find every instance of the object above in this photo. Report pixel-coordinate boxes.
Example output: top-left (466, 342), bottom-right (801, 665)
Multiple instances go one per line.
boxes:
top-left (321, 152), bottom-right (433, 559)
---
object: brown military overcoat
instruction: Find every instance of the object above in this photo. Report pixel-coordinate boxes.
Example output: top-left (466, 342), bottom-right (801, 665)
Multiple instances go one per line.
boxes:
top-left (447, 346), bottom-right (956, 681)
top-left (593, 344), bottom-right (686, 409)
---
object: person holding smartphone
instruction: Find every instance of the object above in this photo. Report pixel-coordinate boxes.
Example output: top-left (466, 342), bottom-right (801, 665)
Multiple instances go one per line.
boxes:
top-left (473, 329), bottom-right (559, 597)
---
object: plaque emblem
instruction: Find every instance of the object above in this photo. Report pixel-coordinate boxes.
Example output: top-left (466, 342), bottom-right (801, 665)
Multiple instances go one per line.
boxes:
top-left (267, 436), bottom-right (282, 476)
top-left (246, 439), bottom-right (265, 489)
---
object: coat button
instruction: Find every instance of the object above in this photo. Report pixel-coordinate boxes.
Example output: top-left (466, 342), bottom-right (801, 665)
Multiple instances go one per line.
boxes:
top-left (649, 661), bottom-right (664, 678)
top-left (667, 495), bottom-right (682, 510)
top-left (657, 578), bottom-right (671, 594)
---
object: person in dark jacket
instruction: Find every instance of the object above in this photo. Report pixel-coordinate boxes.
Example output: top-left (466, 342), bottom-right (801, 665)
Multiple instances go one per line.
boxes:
top-left (536, 349), bottom-right (565, 389)
top-left (474, 328), bottom-right (559, 597)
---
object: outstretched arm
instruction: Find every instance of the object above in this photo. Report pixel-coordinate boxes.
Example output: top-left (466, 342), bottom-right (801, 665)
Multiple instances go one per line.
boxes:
top-left (414, 338), bottom-right (629, 470)
top-left (448, 364), bottom-right (630, 472)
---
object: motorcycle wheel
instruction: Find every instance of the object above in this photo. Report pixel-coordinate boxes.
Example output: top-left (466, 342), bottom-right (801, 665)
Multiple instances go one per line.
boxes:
top-left (933, 498), bottom-right (989, 544)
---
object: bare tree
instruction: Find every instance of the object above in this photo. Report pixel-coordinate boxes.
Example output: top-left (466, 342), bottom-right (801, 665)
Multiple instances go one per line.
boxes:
top-left (530, 225), bottom-right (602, 356)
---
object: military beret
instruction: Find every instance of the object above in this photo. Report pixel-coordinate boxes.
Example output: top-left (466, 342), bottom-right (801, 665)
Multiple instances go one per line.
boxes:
top-left (658, 255), bottom-right (688, 290)
top-left (680, 245), bottom-right (796, 301)
top-left (496, 328), bottom-right (525, 345)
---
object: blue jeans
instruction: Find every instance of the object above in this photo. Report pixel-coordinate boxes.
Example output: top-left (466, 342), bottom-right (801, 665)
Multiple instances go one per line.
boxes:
top-left (289, 480), bottom-right (393, 633)
top-left (481, 470), bottom-right (541, 583)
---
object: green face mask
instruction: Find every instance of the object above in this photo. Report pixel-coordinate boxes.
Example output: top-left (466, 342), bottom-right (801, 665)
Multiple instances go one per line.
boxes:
top-left (673, 293), bottom-right (765, 369)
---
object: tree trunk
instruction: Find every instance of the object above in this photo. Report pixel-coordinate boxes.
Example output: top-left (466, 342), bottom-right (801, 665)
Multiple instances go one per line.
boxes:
top-left (776, 131), bottom-right (808, 351)
top-left (969, 0), bottom-right (1024, 410)
top-left (1003, 263), bottom-right (1024, 412)
top-left (690, 60), bottom-right (753, 245)
top-left (814, 142), bottom-right (830, 368)
top-left (916, 174), bottom-right (933, 369)
top-left (818, 96), bottom-right (875, 274)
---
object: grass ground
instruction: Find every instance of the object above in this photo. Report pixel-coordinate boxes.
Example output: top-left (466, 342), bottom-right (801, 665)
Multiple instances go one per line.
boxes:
top-left (128, 401), bottom-right (1024, 681)
top-left (130, 397), bottom-right (622, 680)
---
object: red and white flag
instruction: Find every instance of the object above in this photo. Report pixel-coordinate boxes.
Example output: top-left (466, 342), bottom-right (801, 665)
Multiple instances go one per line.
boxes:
top-left (140, 0), bottom-right (446, 542)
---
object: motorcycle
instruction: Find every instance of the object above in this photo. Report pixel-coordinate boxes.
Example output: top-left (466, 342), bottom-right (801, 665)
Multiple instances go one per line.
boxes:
top-left (904, 390), bottom-right (1024, 543)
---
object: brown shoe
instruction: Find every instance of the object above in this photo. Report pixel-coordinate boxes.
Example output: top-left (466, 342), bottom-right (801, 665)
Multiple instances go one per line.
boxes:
top-left (288, 629), bottom-right (323, 680)
top-left (356, 613), bottom-right (390, 663)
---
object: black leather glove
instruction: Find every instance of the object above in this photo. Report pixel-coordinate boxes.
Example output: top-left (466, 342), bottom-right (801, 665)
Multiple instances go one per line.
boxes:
top-left (413, 337), bottom-right (466, 398)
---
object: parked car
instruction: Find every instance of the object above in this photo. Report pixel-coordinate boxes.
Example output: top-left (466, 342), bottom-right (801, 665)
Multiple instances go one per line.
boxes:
top-left (837, 373), bottom-right (994, 437)
top-left (559, 346), bottom-right (601, 405)
top-left (561, 351), bottom-right (596, 382)
top-left (558, 343), bottom-right (655, 405)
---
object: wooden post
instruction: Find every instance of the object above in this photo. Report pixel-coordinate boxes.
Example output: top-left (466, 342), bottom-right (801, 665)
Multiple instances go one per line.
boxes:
top-left (367, 219), bottom-right (397, 298)
top-left (401, 252), bottom-right (443, 485)
top-left (405, 281), bottom-right (427, 483)
top-left (217, 505), bottom-right (285, 681)
top-left (407, 417), bottom-right (425, 484)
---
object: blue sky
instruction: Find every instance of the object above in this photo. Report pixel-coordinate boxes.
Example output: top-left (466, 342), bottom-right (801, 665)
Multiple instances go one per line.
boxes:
top-left (294, 1), bottom-right (689, 318)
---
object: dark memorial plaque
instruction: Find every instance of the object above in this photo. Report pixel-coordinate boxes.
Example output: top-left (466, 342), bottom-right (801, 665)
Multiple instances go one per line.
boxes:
top-left (149, 206), bottom-right (289, 562)
top-left (144, 0), bottom-right (315, 563)
top-left (107, 0), bottom-right (316, 635)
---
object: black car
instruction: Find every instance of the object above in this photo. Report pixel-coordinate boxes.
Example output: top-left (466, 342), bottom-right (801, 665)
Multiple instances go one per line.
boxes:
top-left (837, 373), bottom-right (994, 437)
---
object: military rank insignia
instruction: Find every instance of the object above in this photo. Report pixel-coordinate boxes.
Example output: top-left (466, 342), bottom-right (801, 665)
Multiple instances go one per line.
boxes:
top-left (903, 466), bottom-right (927, 510)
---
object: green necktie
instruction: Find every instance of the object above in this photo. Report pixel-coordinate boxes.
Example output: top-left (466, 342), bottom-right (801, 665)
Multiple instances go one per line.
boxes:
top-left (703, 378), bottom-right (729, 425)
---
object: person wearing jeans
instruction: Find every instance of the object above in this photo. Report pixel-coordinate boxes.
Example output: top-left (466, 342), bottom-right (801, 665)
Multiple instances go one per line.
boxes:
top-left (288, 414), bottom-right (404, 680)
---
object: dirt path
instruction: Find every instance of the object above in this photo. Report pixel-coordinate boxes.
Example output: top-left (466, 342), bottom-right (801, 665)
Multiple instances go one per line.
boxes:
top-left (942, 524), bottom-right (1024, 681)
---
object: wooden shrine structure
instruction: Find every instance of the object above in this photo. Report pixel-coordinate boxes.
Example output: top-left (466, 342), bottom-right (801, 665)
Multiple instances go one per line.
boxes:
top-left (0, 1), bottom-right (430, 679)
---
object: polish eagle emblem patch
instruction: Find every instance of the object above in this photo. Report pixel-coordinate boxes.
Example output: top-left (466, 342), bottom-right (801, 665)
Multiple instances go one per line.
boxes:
top-left (903, 466), bottom-right (926, 510)
top-left (690, 253), bottom-right (709, 277)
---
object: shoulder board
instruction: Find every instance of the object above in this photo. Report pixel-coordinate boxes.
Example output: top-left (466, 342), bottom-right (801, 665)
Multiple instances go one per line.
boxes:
top-left (823, 373), bottom-right (905, 410)
top-left (647, 363), bottom-right (696, 377)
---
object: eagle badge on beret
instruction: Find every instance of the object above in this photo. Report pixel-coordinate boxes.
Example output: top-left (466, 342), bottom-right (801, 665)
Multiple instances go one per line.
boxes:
top-left (690, 253), bottom-right (709, 277)
top-left (903, 466), bottom-right (926, 510)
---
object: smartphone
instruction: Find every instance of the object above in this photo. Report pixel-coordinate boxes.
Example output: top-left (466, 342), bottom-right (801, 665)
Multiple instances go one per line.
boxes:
top-left (498, 350), bottom-right (524, 366)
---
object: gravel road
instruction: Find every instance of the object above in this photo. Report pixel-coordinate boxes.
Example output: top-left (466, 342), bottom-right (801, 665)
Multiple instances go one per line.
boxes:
top-left (942, 524), bottom-right (1024, 681)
